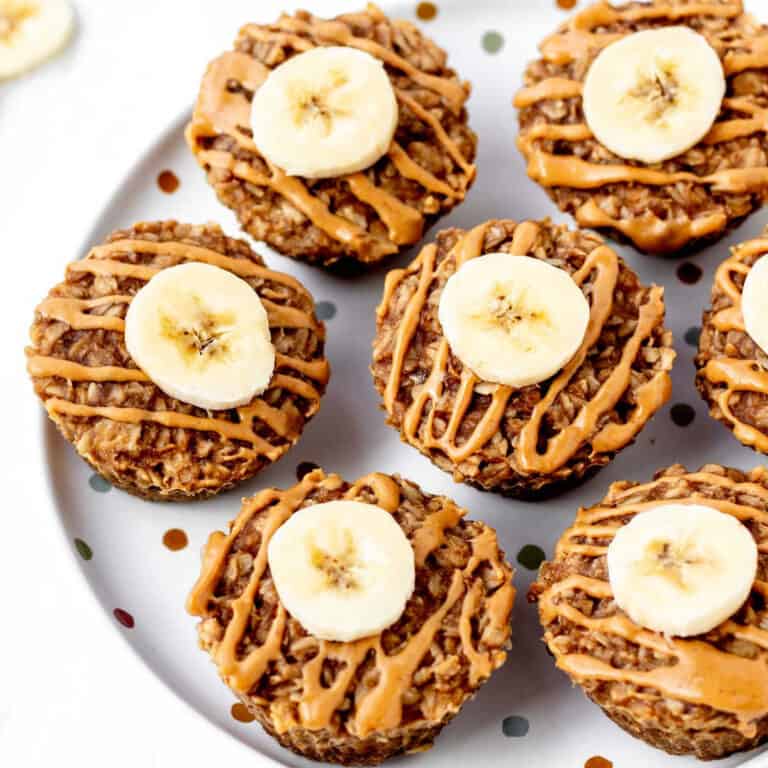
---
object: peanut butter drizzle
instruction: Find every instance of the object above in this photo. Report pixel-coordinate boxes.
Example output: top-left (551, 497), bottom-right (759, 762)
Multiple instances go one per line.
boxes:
top-left (540, 476), bottom-right (768, 734)
top-left (701, 237), bottom-right (768, 452)
top-left (187, 11), bottom-right (474, 261)
top-left (517, 1), bottom-right (768, 249)
top-left (188, 469), bottom-right (514, 737)
top-left (379, 222), bottom-right (670, 474)
top-left (31, 239), bottom-right (329, 454)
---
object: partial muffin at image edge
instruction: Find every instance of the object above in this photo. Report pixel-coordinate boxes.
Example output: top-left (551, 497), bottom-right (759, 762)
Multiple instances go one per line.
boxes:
top-left (26, 221), bottom-right (329, 501)
top-left (529, 463), bottom-right (768, 760)
top-left (186, 3), bottom-right (476, 269)
top-left (371, 218), bottom-right (675, 500)
top-left (187, 468), bottom-right (516, 766)
top-left (696, 226), bottom-right (768, 455)
top-left (515, 0), bottom-right (768, 255)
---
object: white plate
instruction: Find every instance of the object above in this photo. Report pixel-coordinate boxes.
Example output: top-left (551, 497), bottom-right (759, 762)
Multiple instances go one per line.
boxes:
top-left (43, 1), bottom-right (768, 766)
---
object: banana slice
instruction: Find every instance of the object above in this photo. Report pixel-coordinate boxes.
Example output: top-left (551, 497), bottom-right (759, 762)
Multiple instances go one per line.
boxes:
top-left (124, 262), bottom-right (275, 411)
top-left (251, 46), bottom-right (398, 179)
top-left (741, 255), bottom-right (768, 356)
top-left (437, 253), bottom-right (590, 388)
top-left (582, 27), bottom-right (725, 164)
top-left (607, 504), bottom-right (757, 637)
top-left (267, 500), bottom-right (415, 642)
top-left (0, 0), bottom-right (74, 80)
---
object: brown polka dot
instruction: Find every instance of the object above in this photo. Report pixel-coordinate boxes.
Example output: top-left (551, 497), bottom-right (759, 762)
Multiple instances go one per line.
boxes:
top-left (163, 528), bottom-right (188, 551)
top-left (670, 403), bottom-right (696, 427)
top-left (113, 608), bottom-right (134, 629)
top-left (296, 461), bottom-right (320, 481)
top-left (676, 261), bottom-right (703, 285)
top-left (157, 170), bottom-right (180, 194)
top-left (585, 757), bottom-right (613, 768)
top-left (557, 0), bottom-right (578, 8)
top-left (416, 1), bottom-right (437, 21)
top-left (231, 702), bottom-right (255, 723)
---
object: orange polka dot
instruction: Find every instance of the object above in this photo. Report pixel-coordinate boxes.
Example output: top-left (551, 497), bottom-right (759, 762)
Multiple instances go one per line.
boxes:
top-left (416, 2), bottom-right (438, 21)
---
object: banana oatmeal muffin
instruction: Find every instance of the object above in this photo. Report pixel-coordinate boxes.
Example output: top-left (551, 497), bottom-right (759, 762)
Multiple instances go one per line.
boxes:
top-left (530, 463), bottom-right (768, 760)
top-left (515, 0), bottom-right (768, 255)
top-left (372, 219), bottom-right (676, 500)
top-left (696, 227), bottom-right (768, 454)
top-left (26, 221), bottom-right (329, 501)
top-left (186, 3), bottom-right (476, 269)
top-left (188, 468), bottom-right (515, 766)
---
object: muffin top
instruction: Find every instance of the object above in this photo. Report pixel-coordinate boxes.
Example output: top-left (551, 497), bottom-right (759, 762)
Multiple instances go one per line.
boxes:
top-left (530, 463), bottom-right (768, 740)
top-left (27, 221), bottom-right (329, 500)
top-left (515, 0), bottom-right (768, 254)
top-left (187, 3), bottom-right (476, 268)
top-left (187, 468), bottom-right (515, 738)
top-left (371, 219), bottom-right (675, 496)
top-left (697, 228), bottom-right (768, 453)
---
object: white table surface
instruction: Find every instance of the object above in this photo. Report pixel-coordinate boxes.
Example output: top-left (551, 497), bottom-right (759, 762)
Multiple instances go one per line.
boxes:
top-left (0, 2), bottom-right (348, 765)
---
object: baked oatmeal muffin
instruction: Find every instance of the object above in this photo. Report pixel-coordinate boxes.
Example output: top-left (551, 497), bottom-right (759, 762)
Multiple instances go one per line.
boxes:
top-left (530, 463), bottom-right (768, 760)
top-left (186, 3), bottom-right (476, 269)
top-left (372, 219), bottom-right (675, 500)
top-left (26, 221), bottom-right (329, 501)
top-left (188, 468), bottom-right (515, 766)
top-left (515, 0), bottom-right (768, 255)
top-left (696, 228), bottom-right (768, 454)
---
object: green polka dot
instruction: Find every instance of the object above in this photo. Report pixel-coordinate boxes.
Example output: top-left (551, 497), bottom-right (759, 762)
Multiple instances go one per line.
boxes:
top-left (482, 31), bottom-right (504, 54)
top-left (74, 538), bottom-right (93, 561)
top-left (684, 326), bottom-right (701, 347)
top-left (502, 715), bottom-right (529, 737)
top-left (517, 544), bottom-right (545, 571)
top-left (89, 474), bottom-right (112, 493)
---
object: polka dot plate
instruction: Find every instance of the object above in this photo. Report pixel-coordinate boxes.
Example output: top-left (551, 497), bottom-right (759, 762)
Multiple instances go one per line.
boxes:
top-left (44, 1), bottom-right (768, 767)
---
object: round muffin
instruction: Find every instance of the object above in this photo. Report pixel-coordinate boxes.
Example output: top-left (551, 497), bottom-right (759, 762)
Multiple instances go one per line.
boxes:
top-left (26, 221), bottom-right (329, 501)
top-left (696, 228), bottom-right (768, 454)
top-left (515, 0), bottom-right (768, 255)
top-left (371, 218), bottom-right (676, 499)
top-left (187, 468), bottom-right (515, 766)
top-left (186, 4), bottom-right (476, 270)
top-left (529, 463), bottom-right (768, 760)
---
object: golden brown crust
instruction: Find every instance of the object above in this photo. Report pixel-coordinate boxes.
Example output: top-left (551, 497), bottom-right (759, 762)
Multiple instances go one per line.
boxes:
top-left (371, 219), bottom-right (675, 499)
top-left (530, 463), bottom-right (768, 760)
top-left (516, 0), bottom-right (768, 255)
top-left (188, 469), bottom-right (515, 766)
top-left (26, 221), bottom-right (329, 501)
top-left (695, 228), bottom-right (768, 454)
top-left (186, 4), bottom-right (476, 269)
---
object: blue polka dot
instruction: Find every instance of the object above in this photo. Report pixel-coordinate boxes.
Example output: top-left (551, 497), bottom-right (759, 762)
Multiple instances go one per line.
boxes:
top-left (316, 301), bottom-right (337, 320)
top-left (502, 715), bottom-right (529, 737)
top-left (89, 474), bottom-right (112, 492)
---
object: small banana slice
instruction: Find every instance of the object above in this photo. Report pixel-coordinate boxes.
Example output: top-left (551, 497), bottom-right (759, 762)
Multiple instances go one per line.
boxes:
top-left (582, 27), bottom-right (725, 164)
top-left (741, 255), bottom-right (768, 355)
top-left (437, 253), bottom-right (590, 388)
top-left (251, 46), bottom-right (398, 179)
top-left (607, 504), bottom-right (757, 637)
top-left (125, 262), bottom-right (275, 411)
top-left (267, 500), bottom-right (415, 642)
top-left (0, 0), bottom-right (74, 80)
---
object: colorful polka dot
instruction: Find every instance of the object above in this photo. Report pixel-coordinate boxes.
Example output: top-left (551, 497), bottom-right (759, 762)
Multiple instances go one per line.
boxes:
top-left (231, 702), bottom-right (255, 723)
top-left (74, 538), bottom-right (93, 561)
top-left (416, 1), bottom-right (438, 21)
top-left (502, 715), bottom-right (529, 737)
top-left (684, 326), bottom-right (701, 346)
top-left (296, 461), bottom-right (320, 481)
top-left (670, 403), bottom-right (696, 427)
top-left (482, 31), bottom-right (504, 54)
top-left (157, 169), bottom-right (180, 194)
top-left (89, 473), bottom-right (112, 493)
top-left (585, 757), bottom-right (613, 768)
top-left (316, 301), bottom-right (337, 321)
top-left (113, 608), bottom-right (135, 629)
top-left (517, 544), bottom-right (545, 571)
top-left (676, 261), bottom-right (703, 285)
top-left (163, 529), bottom-right (188, 551)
